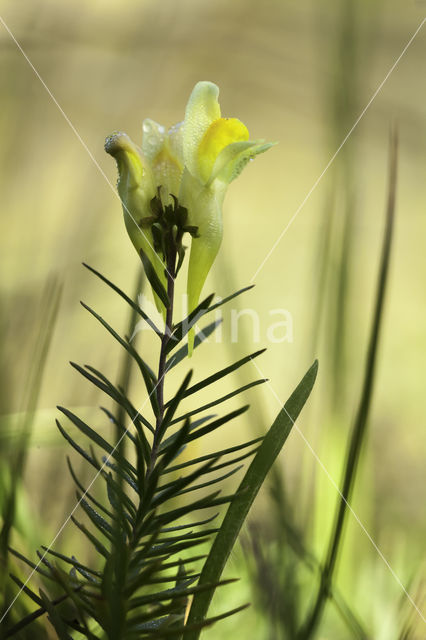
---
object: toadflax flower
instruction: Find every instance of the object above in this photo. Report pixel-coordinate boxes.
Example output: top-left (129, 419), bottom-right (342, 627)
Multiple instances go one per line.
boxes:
top-left (105, 80), bottom-right (274, 351)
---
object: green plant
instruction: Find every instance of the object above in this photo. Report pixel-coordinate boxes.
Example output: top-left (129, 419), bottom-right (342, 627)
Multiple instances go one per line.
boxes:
top-left (2, 82), bottom-right (317, 639)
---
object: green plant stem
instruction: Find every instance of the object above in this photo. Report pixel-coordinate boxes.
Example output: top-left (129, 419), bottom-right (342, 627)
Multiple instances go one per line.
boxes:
top-left (299, 128), bottom-right (398, 640)
top-left (150, 241), bottom-right (176, 471)
top-left (109, 244), bottom-right (176, 638)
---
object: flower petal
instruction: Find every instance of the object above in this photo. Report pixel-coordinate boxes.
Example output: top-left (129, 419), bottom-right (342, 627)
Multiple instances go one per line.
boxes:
top-left (105, 131), bottom-right (148, 190)
top-left (211, 140), bottom-right (276, 186)
top-left (168, 121), bottom-right (184, 165)
top-left (183, 81), bottom-right (221, 181)
top-left (105, 131), bottom-right (166, 311)
top-left (197, 117), bottom-right (249, 183)
top-left (142, 118), bottom-right (166, 161)
top-left (186, 190), bottom-right (223, 355)
top-left (142, 119), bottom-right (183, 201)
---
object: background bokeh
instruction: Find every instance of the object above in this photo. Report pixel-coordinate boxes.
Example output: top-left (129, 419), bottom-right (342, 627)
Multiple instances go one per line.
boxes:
top-left (1, 0), bottom-right (425, 637)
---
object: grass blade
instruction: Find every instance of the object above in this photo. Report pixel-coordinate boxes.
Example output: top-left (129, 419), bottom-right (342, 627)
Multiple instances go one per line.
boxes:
top-left (183, 360), bottom-right (318, 639)
top-left (300, 127), bottom-right (398, 639)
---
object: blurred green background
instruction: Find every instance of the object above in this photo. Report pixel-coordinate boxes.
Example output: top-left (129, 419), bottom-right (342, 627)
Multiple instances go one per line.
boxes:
top-left (0, 0), bottom-right (425, 637)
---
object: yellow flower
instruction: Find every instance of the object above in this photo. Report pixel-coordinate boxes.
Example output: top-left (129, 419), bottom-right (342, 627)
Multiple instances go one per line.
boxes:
top-left (105, 81), bottom-right (274, 350)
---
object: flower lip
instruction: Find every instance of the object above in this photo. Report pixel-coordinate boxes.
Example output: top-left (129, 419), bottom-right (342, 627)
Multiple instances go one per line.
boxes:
top-left (105, 131), bottom-right (138, 157)
top-left (196, 116), bottom-right (250, 184)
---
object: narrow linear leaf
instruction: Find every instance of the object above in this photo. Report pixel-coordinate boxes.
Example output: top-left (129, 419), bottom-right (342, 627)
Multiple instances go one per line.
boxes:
top-left (144, 603), bottom-right (250, 639)
top-left (171, 379), bottom-right (267, 425)
top-left (184, 405), bottom-right (249, 446)
top-left (41, 547), bottom-right (101, 579)
top-left (161, 513), bottom-right (218, 533)
top-left (141, 537), bottom-right (210, 560)
top-left (206, 285), bottom-right (254, 314)
top-left (159, 371), bottom-right (193, 440)
top-left (137, 555), bottom-right (207, 575)
top-left (39, 589), bottom-right (73, 640)
top-left (101, 457), bottom-right (139, 493)
top-left (156, 492), bottom-right (237, 529)
top-left (104, 471), bottom-right (137, 517)
top-left (200, 447), bottom-right (259, 477)
top-left (166, 320), bottom-right (222, 370)
top-left (164, 437), bottom-right (263, 474)
top-left (8, 547), bottom-right (53, 581)
top-left (129, 578), bottom-right (236, 609)
top-left (70, 362), bottom-right (154, 434)
top-left (152, 457), bottom-right (219, 508)
top-left (184, 360), bottom-right (318, 639)
top-left (77, 494), bottom-right (114, 541)
top-left (57, 406), bottom-right (136, 479)
top-left (70, 516), bottom-right (109, 559)
top-left (172, 464), bottom-right (244, 497)
top-left (169, 349), bottom-right (265, 403)
top-left (156, 419), bottom-right (191, 473)
top-left (136, 572), bottom-right (201, 587)
top-left (80, 301), bottom-right (159, 415)
top-left (83, 262), bottom-right (162, 337)
top-left (159, 415), bottom-right (215, 454)
top-left (166, 294), bottom-right (215, 354)
top-left (56, 419), bottom-right (100, 473)
top-left (101, 406), bottom-right (137, 444)
top-left (150, 529), bottom-right (218, 547)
